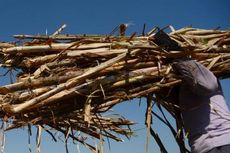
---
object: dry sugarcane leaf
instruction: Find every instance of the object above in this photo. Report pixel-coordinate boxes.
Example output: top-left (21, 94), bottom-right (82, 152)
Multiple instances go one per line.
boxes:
top-left (0, 122), bottom-right (6, 153)
top-left (150, 127), bottom-right (168, 153)
top-left (99, 134), bottom-right (104, 153)
top-left (84, 98), bottom-right (92, 125)
top-left (36, 125), bottom-right (42, 153)
top-left (145, 93), bottom-right (153, 153)
top-left (52, 24), bottom-right (67, 36)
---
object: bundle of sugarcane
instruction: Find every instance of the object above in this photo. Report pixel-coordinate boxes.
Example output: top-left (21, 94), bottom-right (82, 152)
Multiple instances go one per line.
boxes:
top-left (0, 25), bottom-right (230, 151)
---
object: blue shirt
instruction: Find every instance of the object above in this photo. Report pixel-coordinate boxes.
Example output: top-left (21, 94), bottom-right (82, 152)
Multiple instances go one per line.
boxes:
top-left (173, 59), bottom-right (230, 153)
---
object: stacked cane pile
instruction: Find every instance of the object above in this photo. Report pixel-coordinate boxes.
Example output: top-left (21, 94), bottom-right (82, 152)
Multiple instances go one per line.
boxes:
top-left (0, 26), bottom-right (230, 151)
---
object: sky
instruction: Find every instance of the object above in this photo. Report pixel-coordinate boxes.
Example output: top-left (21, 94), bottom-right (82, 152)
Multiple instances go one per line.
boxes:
top-left (0, 0), bottom-right (230, 153)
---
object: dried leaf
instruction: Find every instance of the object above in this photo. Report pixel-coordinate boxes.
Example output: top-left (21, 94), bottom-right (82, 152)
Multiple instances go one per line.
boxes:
top-left (36, 125), bottom-right (42, 153)
top-left (145, 93), bottom-right (153, 153)
top-left (84, 98), bottom-right (92, 125)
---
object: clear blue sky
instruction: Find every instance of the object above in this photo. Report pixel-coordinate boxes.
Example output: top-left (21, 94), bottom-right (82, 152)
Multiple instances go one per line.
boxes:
top-left (1, 0), bottom-right (230, 153)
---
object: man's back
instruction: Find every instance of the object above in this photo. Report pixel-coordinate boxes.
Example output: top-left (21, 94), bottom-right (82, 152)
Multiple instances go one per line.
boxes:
top-left (173, 59), bottom-right (230, 153)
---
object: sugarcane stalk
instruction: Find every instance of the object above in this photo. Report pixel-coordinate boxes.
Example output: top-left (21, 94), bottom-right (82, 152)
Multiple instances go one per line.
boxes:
top-left (4, 49), bottom-right (142, 113)
top-left (3, 43), bottom-right (71, 54)
top-left (67, 48), bottom-right (127, 57)
top-left (0, 71), bottom-right (83, 94)
top-left (185, 33), bottom-right (230, 40)
top-left (18, 86), bottom-right (54, 102)
top-left (21, 65), bottom-right (161, 111)
top-left (0, 42), bottom-right (15, 48)
top-left (185, 29), bottom-right (224, 35)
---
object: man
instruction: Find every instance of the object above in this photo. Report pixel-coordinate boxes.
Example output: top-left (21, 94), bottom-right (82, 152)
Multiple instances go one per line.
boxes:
top-left (153, 29), bottom-right (230, 153)
top-left (172, 58), bottom-right (230, 153)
